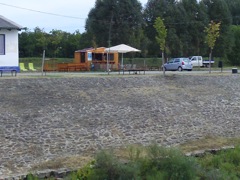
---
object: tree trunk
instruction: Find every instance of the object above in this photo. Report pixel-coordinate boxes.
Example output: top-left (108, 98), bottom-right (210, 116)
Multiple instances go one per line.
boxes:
top-left (209, 49), bottom-right (212, 73)
top-left (162, 51), bottom-right (165, 76)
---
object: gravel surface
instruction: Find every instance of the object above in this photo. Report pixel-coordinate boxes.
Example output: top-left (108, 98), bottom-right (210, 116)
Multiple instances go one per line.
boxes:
top-left (1, 74), bottom-right (240, 178)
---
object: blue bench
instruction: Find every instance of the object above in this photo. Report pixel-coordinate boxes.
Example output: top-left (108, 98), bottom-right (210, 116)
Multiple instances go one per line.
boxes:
top-left (0, 67), bottom-right (19, 77)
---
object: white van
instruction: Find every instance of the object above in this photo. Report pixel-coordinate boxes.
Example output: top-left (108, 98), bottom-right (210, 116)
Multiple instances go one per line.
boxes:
top-left (189, 56), bottom-right (203, 67)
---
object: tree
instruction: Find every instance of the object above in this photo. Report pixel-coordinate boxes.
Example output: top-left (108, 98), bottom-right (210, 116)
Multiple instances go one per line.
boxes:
top-left (154, 17), bottom-right (167, 76)
top-left (202, 0), bottom-right (232, 58)
top-left (33, 27), bottom-right (48, 56)
top-left (143, 0), bottom-right (209, 57)
top-left (227, 25), bottom-right (240, 66)
top-left (19, 27), bottom-right (84, 58)
top-left (85, 0), bottom-right (144, 49)
top-left (205, 21), bottom-right (221, 73)
top-left (19, 28), bottom-right (35, 57)
top-left (144, 0), bottom-right (178, 56)
top-left (225, 0), bottom-right (240, 25)
top-left (181, 0), bottom-right (209, 56)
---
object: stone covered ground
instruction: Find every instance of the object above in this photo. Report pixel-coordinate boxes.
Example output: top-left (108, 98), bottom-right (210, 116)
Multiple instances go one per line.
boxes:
top-left (1, 73), bottom-right (240, 178)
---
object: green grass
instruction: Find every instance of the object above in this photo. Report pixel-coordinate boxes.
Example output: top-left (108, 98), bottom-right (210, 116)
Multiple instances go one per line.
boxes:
top-left (197, 146), bottom-right (240, 179)
top-left (25, 142), bottom-right (240, 179)
top-left (20, 57), bottom-right (238, 72)
top-left (19, 57), bottom-right (74, 70)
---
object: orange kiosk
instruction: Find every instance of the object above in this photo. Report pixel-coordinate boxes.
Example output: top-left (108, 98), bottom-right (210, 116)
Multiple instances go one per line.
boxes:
top-left (73, 47), bottom-right (119, 71)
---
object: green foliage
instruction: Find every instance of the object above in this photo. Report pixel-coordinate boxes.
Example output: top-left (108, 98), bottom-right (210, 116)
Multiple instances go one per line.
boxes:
top-left (225, 0), bottom-right (240, 25)
top-left (26, 173), bottom-right (38, 180)
top-left (144, 0), bottom-right (209, 57)
top-left (88, 145), bottom-right (199, 180)
top-left (202, 0), bottom-right (232, 57)
top-left (143, 144), bottom-right (198, 180)
top-left (19, 28), bottom-right (82, 58)
top-left (85, 0), bottom-right (144, 48)
top-left (89, 149), bottom-right (141, 179)
top-left (124, 57), bottom-right (162, 68)
top-left (205, 21), bottom-right (221, 50)
top-left (128, 145), bottom-right (142, 162)
top-left (19, 57), bottom-right (73, 70)
top-left (153, 17), bottom-right (167, 52)
top-left (25, 145), bottom-right (240, 179)
top-left (198, 146), bottom-right (240, 179)
top-left (227, 25), bottom-right (240, 66)
top-left (18, 0), bottom-right (240, 61)
top-left (69, 161), bottom-right (95, 180)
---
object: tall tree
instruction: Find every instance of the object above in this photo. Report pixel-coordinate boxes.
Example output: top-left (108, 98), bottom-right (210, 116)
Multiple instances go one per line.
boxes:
top-left (85, 0), bottom-right (144, 49)
top-left (223, 0), bottom-right (240, 25)
top-left (202, 0), bottom-right (232, 57)
top-left (205, 21), bottom-right (221, 73)
top-left (181, 0), bottom-right (208, 56)
top-left (227, 25), bottom-right (240, 66)
top-left (144, 0), bottom-right (178, 56)
top-left (19, 28), bottom-right (35, 57)
top-left (154, 17), bottom-right (167, 76)
top-left (33, 27), bottom-right (48, 57)
top-left (144, 0), bottom-right (208, 57)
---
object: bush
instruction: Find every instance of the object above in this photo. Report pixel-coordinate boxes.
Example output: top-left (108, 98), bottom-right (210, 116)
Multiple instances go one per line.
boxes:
top-left (89, 149), bottom-right (141, 179)
top-left (87, 145), bottom-right (199, 180)
top-left (26, 145), bottom-right (240, 179)
top-left (141, 144), bottom-right (198, 179)
top-left (198, 146), bottom-right (240, 179)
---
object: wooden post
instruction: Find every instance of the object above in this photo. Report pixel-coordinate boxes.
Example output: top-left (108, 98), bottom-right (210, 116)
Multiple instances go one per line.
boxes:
top-left (41, 50), bottom-right (46, 76)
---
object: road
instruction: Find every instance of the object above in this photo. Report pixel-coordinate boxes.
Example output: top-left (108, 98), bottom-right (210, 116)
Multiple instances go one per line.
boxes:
top-left (10, 68), bottom-right (234, 78)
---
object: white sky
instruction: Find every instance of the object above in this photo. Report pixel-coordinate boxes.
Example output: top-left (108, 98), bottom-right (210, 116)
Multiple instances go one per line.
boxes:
top-left (0, 0), bottom-right (148, 33)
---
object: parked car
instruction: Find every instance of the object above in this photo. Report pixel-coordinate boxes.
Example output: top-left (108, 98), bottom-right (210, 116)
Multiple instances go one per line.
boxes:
top-left (202, 59), bottom-right (215, 67)
top-left (163, 58), bottom-right (192, 71)
top-left (189, 56), bottom-right (215, 67)
top-left (189, 56), bottom-right (203, 67)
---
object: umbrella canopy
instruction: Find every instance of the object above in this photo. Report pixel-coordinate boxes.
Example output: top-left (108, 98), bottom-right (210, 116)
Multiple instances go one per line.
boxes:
top-left (105, 44), bottom-right (141, 69)
top-left (106, 44), bottom-right (141, 53)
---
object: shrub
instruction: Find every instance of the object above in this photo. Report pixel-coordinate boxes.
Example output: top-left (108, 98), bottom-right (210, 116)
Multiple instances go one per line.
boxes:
top-left (89, 149), bottom-right (141, 179)
top-left (142, 144), bottom-right (198, 180)
top-left (88, 145), bottom-right (199, 179)
top-left (198, 146), bottom-right (240, 179)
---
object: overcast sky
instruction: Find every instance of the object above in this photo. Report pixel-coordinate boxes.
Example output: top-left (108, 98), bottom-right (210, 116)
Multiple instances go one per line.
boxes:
top-left (0, 0), bottom-right (148, 33)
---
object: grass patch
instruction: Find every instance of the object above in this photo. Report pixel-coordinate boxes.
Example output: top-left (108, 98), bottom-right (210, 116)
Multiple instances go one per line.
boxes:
top-left (24, 136), bottom-right (240, 179)
top-left (30, 156), bottom-right (93, 172)
top-left (179, 136), bottom-right (240, 153)
top-left (29, 136), bottom-right (240, 172)
top-left (20, 57), bottom-right (74, 70)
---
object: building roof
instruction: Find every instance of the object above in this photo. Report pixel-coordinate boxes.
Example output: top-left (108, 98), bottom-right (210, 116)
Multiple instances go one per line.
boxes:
top-left (75, 47), bottom-right (94, 53)
top-left (75, 47), bottom-right (108, 53)
top-left (0, 15), bottom-right (23, 30)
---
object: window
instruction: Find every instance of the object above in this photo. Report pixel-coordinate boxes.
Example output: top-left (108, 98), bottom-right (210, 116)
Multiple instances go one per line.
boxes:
top-left (174, 59), bottom-right (180, 63)
top-left (80, 52), bottom-right (85, 63)
top-left (0, 34), bottom-right (5, 55)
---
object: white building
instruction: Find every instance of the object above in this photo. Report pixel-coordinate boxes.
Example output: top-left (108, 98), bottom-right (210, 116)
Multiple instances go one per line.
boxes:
top-left (0, 15), bottom-right (23, 72)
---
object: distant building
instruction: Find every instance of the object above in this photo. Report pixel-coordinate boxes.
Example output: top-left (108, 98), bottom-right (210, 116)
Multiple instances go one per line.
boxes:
top-left (0, 15), bottom-right (23, 71)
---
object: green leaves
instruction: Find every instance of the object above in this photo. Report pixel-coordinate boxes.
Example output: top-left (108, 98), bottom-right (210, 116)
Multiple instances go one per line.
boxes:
top-left (153, 17), bottom-right (167, 51)
top-left (205, 21), bottom-right (221, 50)
top-left (85, 0), bottom-right (144, 48)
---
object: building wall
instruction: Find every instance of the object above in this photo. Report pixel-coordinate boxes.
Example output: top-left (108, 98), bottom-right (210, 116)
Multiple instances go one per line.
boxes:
top-left (0, 29), bottom-right (19, 67)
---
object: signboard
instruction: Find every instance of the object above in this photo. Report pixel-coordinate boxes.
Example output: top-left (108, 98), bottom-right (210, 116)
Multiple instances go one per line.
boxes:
top-left (88, 52), bottom-right (92, 61)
